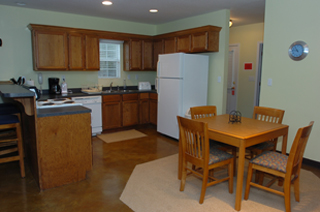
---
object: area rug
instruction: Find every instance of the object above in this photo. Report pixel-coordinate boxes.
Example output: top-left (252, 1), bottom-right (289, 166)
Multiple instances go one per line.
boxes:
top-left (120, 154), bottom-right (320, 212)
top-left (97, 129), bottom-right (147, 143)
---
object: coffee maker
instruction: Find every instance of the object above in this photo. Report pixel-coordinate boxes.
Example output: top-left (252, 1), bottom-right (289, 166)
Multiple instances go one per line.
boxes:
top-left (48, 78), bottom-right (61, 94)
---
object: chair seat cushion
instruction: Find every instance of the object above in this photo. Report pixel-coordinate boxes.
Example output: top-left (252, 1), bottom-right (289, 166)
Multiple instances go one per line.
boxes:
top-left (0, 115), bottom-right (20, 125)
top-left (208, 148), bottom-right (233, 165)
top-left (250, 151), bottom-right (288, 173)
top-left (249, 141), bottom-right (275, 150)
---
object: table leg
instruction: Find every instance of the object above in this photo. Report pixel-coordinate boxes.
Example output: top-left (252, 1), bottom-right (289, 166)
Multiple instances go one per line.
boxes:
top-left (235, 142), bottom-right (246, 211)
top-left (281, 130), bottom-right (288, 154)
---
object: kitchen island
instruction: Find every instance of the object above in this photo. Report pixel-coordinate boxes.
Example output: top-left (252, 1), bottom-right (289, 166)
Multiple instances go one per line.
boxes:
top-left (0, 84), bottom-right (92, 190)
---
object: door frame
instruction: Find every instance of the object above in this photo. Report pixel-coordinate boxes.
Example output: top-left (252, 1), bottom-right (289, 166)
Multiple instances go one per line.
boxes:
top-left (254, 42), bottom-right (263, 106)
top-left (227, 44), bottom-right (240, 114)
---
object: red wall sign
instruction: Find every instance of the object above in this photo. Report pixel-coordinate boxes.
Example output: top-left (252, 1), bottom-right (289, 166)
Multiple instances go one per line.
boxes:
top-left (244, 63), bottom-right (253, 70)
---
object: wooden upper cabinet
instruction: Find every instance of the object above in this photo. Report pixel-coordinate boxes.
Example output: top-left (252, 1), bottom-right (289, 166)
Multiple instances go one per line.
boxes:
top-left (153, 39), bottom-right (163, 69)
top-left (32, 30), bottom-right (68, 70)
top-left (142, 40), bottom-right (153, 70)
top-left (124, 39), bottom-right (142, 71)
top-left (68, 33), bottom-right (85, 70)
top-left (85, 35), bottom-right (100, 70)
top-left (177, 35), bottom-right (191, 52)
top-left (124, 39), bottom-right (154, 71)
top-left (191, 31), bottom-right (220, 52)
top-left (163, 37), bottom-right (176, 54)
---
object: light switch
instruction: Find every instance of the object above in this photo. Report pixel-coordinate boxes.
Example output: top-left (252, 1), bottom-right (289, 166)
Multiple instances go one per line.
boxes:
top-left (135, 74), bottom-right (138, 80)
top-left (268, 78), bottom-right (272, 86)
top-left (127, 75), bottom-right (130, 80)
top-left (217, 76), bottom-right (221, 83)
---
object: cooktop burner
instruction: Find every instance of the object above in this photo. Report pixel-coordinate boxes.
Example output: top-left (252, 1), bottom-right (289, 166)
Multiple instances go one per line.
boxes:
top-left (36, 98), bottom-right (82, 109)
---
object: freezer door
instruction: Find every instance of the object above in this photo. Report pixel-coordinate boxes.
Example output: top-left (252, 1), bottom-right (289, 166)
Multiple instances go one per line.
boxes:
top-left (157, 78), bottom-right (182, 139)
top-left (158, 53), bottom-right (184, 78)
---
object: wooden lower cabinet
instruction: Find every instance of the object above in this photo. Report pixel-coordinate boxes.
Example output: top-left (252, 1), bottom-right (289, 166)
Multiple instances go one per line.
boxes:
top-left (102, 92), bottom-right (157, 130)
top-left (139, 93), bottom-right (150, 124)
top-left (36, 113), bottom-right (92, 190)
top-left (102, 95), bottom-right (122, 130)
top-left (122, 94), bottom-right (139, 126)
top-left (149, 93), bottom-right (158, 125)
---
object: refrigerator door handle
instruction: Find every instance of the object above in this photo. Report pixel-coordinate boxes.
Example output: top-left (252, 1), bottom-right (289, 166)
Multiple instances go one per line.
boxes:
top-left (157, 61), bottom-right (160, 77)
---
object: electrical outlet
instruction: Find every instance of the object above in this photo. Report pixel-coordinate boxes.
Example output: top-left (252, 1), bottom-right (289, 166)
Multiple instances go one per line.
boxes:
top-left (135, 74), bottom-right (138, 80)
top-left (62, 75), bottom-right (65, 82)
top-left (127, 75), bottom-right (130, 80)
top-left (268, 78), bottom-right (272, 86)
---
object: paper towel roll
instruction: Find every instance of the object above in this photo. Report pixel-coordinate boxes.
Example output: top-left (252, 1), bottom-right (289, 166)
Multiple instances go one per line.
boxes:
top-left (26, 80), bottom-right (35, 86)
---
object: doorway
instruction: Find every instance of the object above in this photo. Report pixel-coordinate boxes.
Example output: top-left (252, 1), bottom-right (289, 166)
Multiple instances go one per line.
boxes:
top-left (227, 44), bottom-right (239, 114)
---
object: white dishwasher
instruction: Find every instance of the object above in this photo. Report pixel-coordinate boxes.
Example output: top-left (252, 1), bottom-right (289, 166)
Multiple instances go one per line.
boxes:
top-left (71, 96), bottom-right (102, 136)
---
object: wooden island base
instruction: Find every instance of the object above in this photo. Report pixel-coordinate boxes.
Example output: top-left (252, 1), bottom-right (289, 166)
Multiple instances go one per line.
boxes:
top-left (36, 112), bottom-right (92, 190)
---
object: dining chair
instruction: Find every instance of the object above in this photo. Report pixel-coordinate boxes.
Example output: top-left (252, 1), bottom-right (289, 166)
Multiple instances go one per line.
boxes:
top-left (0, 103), bottom-right (25, 178)
top-left (190, 105), bottom-right (237, 175)
top-left (244, 121), bottom-right (314, 212)
top-left (177, 116), bottom-right (234, 204)
top-left (247, 106), bottom-right (285, 158)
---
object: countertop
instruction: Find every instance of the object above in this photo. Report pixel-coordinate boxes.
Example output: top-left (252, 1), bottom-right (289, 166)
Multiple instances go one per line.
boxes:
top-left (0, 84), bottom-right (157, 118)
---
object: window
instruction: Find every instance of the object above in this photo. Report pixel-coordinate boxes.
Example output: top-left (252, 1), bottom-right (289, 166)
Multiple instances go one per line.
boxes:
top-left (99, 40), bottom-right (123, 78)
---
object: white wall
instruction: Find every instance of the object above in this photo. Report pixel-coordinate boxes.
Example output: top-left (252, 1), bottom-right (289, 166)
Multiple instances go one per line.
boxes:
top-left (260, 0), bottom-right (320, 161)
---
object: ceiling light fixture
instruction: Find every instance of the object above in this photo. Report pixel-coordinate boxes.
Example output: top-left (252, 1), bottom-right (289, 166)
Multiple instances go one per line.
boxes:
top-left (16, 2), bottom-right (26, 6)
top-left (102, 1), bottom-right (113, 6)
top-left (229, 20), bottom-right (233, 27)
top-left (149, 9), bottom-right (158, 13)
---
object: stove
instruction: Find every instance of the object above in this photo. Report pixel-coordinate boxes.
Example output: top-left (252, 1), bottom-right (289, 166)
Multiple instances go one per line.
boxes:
top-left (36, 98), bottom-right (83, 109)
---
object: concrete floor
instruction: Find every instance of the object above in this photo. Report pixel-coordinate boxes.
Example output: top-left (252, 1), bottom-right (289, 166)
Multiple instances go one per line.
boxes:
top-left (0, 125), bottom-right (319, 212)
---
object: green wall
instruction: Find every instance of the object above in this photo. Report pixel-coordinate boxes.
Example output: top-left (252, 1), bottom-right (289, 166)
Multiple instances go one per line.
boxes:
top-left (157, 10), bottom-right (230, 114)
top-left (0, 5), bottom-right (156, 91)
top-left (0, 5), bottom-right (230, 115)
top-left (229, 23), bottom-right (264, 117)
top-left (261, 0), bottom-right (320, 161)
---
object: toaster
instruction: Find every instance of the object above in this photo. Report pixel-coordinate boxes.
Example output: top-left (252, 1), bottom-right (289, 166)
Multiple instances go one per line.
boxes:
top-left (138, 82), bottom-right (151, 90)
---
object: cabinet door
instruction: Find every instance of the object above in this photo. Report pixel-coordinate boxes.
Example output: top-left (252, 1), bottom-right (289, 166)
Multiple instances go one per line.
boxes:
top-left (102, 101), bottom-right (122, 129)
top-left (191, 32), bottom-right (208, 52)
top-left (122, 100), bottom-right (139, 126)
top-left (85, 35), bottom-right (100, 70)
top-left (32, 30), bottom-right (68, 70)
top-left (130, 39), bottom-right (142, 70)
top-left (142, 40), bottom-right (153, 70)
top-left (153, 39), bottom-right (163, 70)
top-left (68, 33), bottom-right (85, 70)
top-left (149, 93), bottom-right (158, 125)
top-left (139, 93), bottom-right (150, 124)
top-left (164, 37), bottom-right (176, 54)
top-left (177, 35), bottom-right (191, 52)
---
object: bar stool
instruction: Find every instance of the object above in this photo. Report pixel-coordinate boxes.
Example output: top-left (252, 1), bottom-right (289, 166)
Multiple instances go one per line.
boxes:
top-left (0, 103), bottom-right (25, 178)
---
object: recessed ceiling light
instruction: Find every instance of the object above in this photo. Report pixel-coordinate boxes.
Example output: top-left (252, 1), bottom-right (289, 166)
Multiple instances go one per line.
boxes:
top-left (102, 1), bottom-right (113, 6)
top-left (16, 2), bottom-right (26, 6)
top-left (149, 9), bottom-right (158, 13)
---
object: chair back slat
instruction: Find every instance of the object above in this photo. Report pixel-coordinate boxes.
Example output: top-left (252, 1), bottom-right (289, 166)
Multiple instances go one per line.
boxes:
top-left (253, 106), bottom-right (285, 124)
top-left (190, 106), bottom-right (217, 120)
top-left (287, 121), bottom-right (314, 175)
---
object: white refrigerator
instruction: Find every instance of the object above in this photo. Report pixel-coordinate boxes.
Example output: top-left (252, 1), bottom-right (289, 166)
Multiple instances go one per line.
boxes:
top-left (156, 53), bottom-right (209, 139)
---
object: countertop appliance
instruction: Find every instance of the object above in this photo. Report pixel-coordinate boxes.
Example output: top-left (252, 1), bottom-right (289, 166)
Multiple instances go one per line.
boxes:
top-left (156, 53), bottom-right (209, 139)
top-left (138, 82), bottom-right (151, 90)
top-left (71, 96), bottom-right (102, 136)
top-left (48, 78), bottom-right (61, 94)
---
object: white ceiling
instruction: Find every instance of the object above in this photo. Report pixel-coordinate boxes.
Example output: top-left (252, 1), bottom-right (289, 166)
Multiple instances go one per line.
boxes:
top-left (0, 0), bottom-right (265, 27)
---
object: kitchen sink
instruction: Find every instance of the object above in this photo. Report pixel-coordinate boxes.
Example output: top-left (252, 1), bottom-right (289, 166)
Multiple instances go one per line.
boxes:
top-left (102, 90), bottom-right (137, 93)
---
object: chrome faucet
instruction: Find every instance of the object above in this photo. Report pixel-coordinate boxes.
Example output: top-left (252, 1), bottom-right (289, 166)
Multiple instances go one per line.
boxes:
top-left (110, 82), bottom-right (113, 91)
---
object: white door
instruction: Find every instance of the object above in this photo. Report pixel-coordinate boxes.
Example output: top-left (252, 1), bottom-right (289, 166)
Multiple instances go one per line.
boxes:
top-left (227, 44), bottom-right (239, 114)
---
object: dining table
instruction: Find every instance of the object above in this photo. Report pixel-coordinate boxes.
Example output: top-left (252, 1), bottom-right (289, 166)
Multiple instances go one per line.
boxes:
top-left (178, 114), bottom-right (289, 211)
